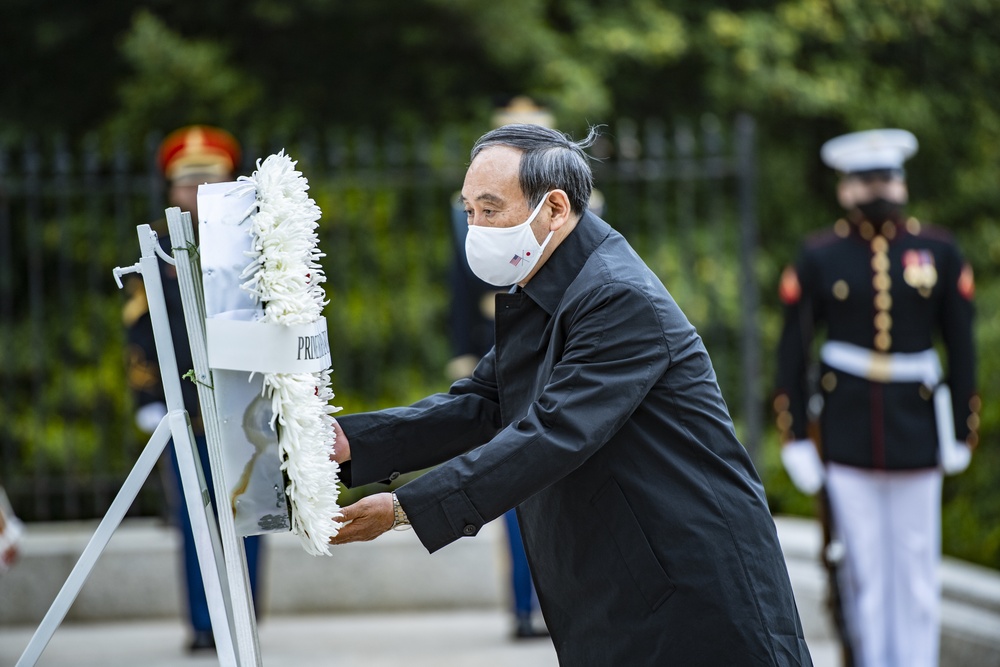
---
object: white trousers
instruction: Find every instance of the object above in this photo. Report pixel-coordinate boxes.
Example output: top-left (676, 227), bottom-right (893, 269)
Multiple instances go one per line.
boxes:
top-left (825, 463), bottom-right (942, 667)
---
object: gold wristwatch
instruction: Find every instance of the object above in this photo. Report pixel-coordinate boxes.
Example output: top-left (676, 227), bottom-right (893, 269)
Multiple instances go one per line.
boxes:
top-left (391, 492), bottom-right (411, 531)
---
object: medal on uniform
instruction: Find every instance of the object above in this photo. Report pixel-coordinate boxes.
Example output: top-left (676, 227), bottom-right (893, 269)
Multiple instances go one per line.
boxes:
top-left (902, 249), bottom-right (937, 297)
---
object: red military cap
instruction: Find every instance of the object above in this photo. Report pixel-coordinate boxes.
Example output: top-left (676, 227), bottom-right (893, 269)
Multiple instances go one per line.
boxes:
top-left (157, 125), bottom-right (241, 184)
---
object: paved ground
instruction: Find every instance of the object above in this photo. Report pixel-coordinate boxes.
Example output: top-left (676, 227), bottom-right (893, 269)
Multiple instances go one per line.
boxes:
top-left (0, 608), bottom-right (841, 667)
top-left (3, 511), bottom-right (997, 665)
top-left (1, 516), bottom-right (849, 665)
top-left (5, 517), bottom-right (999, 666)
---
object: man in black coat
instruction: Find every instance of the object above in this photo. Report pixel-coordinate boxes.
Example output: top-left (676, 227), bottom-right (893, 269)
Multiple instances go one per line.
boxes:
top-left (774, 129), bottom-right (978, 667)
top-left (330, 123), bottom-right (811, 665)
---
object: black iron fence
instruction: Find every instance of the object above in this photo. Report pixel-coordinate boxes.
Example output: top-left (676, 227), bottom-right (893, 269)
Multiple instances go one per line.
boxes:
top-left (0, 115), bottom-right (760, 522)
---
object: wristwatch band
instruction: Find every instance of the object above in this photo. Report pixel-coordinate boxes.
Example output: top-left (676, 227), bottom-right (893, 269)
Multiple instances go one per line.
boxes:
top-left (391, 492), bottom-right (411, 531)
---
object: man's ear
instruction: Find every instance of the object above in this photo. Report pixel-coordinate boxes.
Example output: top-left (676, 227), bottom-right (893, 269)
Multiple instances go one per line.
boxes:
top-left (547, 190), bottom-right (574, 230)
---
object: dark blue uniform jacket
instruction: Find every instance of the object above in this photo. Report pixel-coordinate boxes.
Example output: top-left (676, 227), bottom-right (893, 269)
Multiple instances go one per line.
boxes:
top-left (775, 218), bottom-right (977, 470)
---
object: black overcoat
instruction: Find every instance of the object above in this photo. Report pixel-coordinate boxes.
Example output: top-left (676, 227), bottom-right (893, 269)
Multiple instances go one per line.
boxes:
top-left (338, 213), bottom-right (811, 666)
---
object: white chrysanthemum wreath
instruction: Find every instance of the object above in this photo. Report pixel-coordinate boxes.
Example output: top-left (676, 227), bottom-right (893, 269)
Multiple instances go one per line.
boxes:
top-left (236, 151), bottom-right (343, 556)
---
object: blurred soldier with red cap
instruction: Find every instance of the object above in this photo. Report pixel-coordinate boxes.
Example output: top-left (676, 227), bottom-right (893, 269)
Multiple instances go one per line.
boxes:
top-left (156, 124), bottom-right (242, 229)
top-left (122, 125), bottom-right (263, 653)
top-left (774, 129), bottom-right (978, 667)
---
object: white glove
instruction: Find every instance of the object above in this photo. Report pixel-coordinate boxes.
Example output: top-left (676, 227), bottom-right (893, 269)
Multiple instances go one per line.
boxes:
top-left (941, 441), bottom-right (972, 475)
top-left (135, 402), bottom-right (168, 434)
top-left (0, 490), bottom-right (23, 575)
top-left (781, 439), bottom-right (825, 495)
top-left (0, 516), bottom-right (22, 574)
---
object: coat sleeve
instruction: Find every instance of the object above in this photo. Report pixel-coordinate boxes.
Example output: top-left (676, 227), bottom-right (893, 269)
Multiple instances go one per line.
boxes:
top-left (774, 253), bottom-right (819, 443)
top-left (122, 275), bottom-right (165, 411)
top-left (938, 243), bottom-right (978, 444)
top-left (395, 281), bottom-right (672, 553)
top-left (336, 347), bottom-right (503, 487)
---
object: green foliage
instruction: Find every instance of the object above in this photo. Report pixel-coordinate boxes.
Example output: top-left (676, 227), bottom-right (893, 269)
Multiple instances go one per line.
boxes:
top-left (4, 0), bottom-right (1000, 565)
top-left (0, 290), bottom-right (137, 475)
top-left (317, 179), bottom-right (454, 413)
top-left (109, 10), bottom-right (262, 140)
top-left (425, 0), bottom-right (689, 122)
top-left (692, 0), bottom-right (1000, 233)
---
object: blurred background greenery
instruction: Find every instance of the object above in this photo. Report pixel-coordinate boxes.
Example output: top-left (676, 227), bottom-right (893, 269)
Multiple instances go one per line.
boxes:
top-left (0, 0), bottom-right (998, 567)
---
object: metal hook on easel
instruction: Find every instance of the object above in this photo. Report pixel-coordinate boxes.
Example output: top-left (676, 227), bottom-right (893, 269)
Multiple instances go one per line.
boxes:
top-left (112, 263), bottom-right (140, 289)
top-left (113, 228), bottom-right (177, 289)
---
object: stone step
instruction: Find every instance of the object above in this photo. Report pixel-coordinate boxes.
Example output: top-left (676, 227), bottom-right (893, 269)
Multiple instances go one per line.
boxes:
top-left (1, 515), bottom-right (997, 666)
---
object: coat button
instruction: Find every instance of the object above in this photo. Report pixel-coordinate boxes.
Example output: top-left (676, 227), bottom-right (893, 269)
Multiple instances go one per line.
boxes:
top-left (389, 472), bottom-right (400, 481)
top-left (463, 525), bottom-right (476, 536)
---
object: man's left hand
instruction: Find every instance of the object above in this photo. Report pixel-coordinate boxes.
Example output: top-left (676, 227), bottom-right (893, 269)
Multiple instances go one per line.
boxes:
top-left (330, 419), bottom-right (351, 464)
top-left (329, 492), bottom-right (394, 545)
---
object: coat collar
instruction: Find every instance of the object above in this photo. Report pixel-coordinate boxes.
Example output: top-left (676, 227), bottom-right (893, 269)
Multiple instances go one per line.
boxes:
top-left (521, 211), bottom-right (612, 315)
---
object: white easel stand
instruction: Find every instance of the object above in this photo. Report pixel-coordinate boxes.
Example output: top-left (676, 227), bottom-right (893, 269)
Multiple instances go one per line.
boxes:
top-left (16, 214), bottom-right (261, 666)
top-left (166, 206), bottom-right (262, 666)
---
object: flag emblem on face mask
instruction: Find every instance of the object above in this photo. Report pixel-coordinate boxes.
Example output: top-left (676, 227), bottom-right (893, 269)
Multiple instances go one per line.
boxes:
top-left (509, 254), bottom-right (523, 266)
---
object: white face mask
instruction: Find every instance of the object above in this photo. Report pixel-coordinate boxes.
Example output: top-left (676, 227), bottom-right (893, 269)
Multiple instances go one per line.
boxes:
top-left (465, 194), bottom-right (554, 286)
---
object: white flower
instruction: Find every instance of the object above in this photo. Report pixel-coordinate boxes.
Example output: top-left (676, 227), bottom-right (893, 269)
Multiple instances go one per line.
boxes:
top-left (239, 151), bottom-right (343, 556)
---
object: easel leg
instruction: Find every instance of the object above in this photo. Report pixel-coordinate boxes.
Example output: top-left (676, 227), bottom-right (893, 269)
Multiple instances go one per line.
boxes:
top-left (169, 410), bottom-right (239, 666)
top-left (164, 212), bottom-right (262, 665)
top-left (16, 419), bottom-right (173, 667)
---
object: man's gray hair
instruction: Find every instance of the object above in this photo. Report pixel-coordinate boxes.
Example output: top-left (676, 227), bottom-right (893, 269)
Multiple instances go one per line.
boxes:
top-left (471, 124), bottom-right (600, 215)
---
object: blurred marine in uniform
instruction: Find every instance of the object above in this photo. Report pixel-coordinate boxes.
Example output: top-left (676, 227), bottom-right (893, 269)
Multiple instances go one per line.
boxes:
top-left (122, 125), bottom-right (263, 652)
top-left (774, 129), bottom-right (978, 667)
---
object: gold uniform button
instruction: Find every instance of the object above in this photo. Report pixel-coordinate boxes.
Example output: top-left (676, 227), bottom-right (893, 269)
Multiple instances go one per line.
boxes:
top-left (874, 292), bottom-right (892, 310)
top-left (873, 274), bottom-right (891, 291)
top-left (871, 253), bottom-right (889, 272)
top-left (874, 312), bottom-right (892, 331)
top-left (875, 331), bottom-right (892, 350)
top-left (967, 414), bottom-right (980, 431)
top-left (970, 395), bottom-right (982, 412)
top-left (821, 372), bottom-right (837, 392)
top-left (871, 236), bottom-right (889, 252)
top-left (906, 218), bottom-right (922, 235)
top-left (773, 395), bottom-right (790, 412)
top-left (832, 280), bottom-right (850, 300)
top-left (834, 219), bottom-right (850, 238)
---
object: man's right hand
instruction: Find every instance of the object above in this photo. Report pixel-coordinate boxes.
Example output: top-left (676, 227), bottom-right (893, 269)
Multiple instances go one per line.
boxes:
top-left (331, 418), bottom-right (351, 464)
top-left (328, 493), bottom-right (394, 545)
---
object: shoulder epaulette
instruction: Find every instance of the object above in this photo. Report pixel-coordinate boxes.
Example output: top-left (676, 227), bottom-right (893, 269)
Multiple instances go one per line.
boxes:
top-left (803, 223), bottom-right (844, 251)
top-left (908, 218), bottom-right (954, 243)
top-left (122, 279), bottom-right (149, 327)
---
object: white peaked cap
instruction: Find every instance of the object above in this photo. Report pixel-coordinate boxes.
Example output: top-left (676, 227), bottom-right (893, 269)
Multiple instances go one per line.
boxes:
top-left (820, 129), bottom-right (918, 173)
